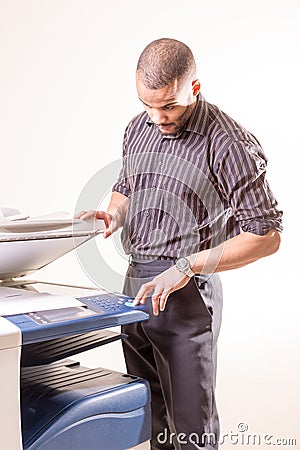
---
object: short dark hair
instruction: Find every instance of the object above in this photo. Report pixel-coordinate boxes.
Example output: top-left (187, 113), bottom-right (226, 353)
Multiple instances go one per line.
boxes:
top-left (136, 38), bottom-right (196, 90)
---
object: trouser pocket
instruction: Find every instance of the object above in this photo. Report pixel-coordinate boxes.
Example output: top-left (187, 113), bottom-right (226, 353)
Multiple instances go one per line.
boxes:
top-left (194, 274), bottom-right (214, 317)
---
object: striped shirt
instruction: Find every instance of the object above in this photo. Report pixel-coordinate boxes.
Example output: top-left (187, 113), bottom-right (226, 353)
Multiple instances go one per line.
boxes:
top-left (113, 95), bottom-right (283, 260)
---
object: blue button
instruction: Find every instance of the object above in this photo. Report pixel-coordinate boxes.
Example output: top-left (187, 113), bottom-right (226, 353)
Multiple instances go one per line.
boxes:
top-left (125, 301), bottom-right (135, 308)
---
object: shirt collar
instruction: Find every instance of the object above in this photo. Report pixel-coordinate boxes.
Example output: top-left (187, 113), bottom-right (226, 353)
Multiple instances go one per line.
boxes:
top-left (145, 93), bottom-right (209, 137)
top-left (183, 93), bottom-right (209, 136)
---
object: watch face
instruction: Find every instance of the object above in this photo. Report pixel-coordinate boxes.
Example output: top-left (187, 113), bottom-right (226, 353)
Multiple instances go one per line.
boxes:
top-left (176, 258), bottom-right (189, 270)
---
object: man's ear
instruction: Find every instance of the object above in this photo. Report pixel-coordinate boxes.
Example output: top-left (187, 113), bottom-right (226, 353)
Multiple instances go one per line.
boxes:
top-left (192, 79), bottom-right (201, 96)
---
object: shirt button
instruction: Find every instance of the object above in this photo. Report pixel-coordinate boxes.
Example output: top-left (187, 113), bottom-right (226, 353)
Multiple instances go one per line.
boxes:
top-left (158, 160), bottom-right (163, 166)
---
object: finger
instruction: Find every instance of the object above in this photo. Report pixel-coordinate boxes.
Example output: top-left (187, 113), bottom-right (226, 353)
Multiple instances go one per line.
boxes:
top-left (74, 211), bottom-right (87, 219)
top-left (159, 290), bottom-right (170, 312)
top-left (103, 228), bottom-right (112, 238)
top-left (78, 210), bottom-right (98, 220)
top-left (103, 222), bottom-right (113, 238)
top-left (152, 291), bottom-right (162, 316)
top-left (133, 290), bottom-right (151, 305)
top-left (134, 283), bottom-right (153, 305)
top-left (98, 212), bottom-right (112, 229)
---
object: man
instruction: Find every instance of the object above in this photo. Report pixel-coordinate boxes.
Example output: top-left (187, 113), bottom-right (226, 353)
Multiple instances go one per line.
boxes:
top-left (78, 38), bottom-right (282, 449)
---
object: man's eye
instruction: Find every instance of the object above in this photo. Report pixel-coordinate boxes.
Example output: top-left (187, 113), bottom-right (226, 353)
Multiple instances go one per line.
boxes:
top-left (164, 105), bottom-right (175, 111)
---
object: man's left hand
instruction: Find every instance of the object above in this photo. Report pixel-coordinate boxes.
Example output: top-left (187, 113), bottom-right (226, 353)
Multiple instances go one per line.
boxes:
top-left (133, 266), bottom-right (190, 316)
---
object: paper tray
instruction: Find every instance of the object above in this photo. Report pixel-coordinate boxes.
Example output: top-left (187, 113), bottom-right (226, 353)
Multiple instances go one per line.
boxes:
top-left (21, 360), bottom-right (151, 450)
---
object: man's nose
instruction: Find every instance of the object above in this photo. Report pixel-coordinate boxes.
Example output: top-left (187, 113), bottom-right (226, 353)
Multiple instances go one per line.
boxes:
top-left (150, 109), bottom-right (168, 125)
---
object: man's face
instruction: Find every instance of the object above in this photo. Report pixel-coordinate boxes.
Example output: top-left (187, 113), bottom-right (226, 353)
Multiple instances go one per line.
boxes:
top-left (136, 75), bottom-right (199, 136)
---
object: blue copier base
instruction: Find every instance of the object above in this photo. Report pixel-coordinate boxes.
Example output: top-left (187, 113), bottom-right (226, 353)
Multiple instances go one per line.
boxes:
top-left (21, 359), bottom-right (151, 450)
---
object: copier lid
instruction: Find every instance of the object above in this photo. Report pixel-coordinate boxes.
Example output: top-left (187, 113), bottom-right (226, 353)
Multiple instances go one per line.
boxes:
top-left (0, 219), bottom-right (105, 280)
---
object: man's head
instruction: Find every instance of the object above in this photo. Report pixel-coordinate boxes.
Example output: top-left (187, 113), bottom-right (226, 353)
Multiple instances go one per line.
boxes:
top-left (136, 38), bottom-right (200, 136)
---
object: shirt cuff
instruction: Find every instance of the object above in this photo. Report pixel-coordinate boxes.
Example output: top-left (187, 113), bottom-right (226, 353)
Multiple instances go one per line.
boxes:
top-left (241, 217), bottom-right (283, 235)
top-left (112, 182), bottom-right (131, 198)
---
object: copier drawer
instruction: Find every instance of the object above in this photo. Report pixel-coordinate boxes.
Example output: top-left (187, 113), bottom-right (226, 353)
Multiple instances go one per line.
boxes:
top-left (21, 360), bottom-right (151, 450)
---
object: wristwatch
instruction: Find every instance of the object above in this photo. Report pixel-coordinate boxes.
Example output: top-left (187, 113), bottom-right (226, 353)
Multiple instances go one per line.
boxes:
top-left (175, 257), bottom-right (194, 278)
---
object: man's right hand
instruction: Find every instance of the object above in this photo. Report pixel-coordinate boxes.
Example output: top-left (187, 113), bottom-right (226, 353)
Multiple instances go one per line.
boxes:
top-left (75, 210), bottom-right (114, 238)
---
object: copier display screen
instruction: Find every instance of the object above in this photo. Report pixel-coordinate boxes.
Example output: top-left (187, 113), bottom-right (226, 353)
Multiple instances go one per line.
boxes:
top-left (28, 307), bottom-right (99, 324)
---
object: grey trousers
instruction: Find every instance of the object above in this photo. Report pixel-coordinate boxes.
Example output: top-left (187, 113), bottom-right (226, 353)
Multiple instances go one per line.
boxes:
top-left (121, 259), bottom-right (223, 450)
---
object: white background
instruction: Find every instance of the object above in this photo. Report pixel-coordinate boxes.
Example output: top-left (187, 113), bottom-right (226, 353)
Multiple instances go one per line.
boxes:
top-left (0, 0), bottom-right (299, 447)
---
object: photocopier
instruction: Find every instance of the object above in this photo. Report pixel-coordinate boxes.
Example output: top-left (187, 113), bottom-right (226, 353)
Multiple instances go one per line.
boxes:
top-left (0, 209), bottom-right (151, 450)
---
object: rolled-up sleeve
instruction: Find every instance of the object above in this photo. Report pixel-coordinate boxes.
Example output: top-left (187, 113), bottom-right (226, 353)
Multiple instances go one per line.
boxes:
top-left (112, 172), bottom-right (131, 197)
top-left (216, 140), bottom-right (283, 235)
